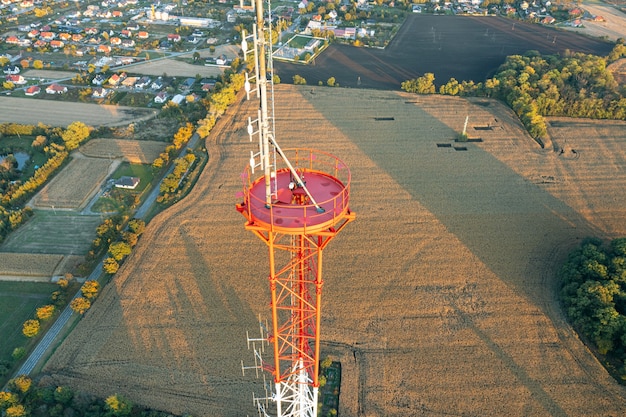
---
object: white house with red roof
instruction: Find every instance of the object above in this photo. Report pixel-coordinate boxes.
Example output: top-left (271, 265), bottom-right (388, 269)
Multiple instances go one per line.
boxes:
top-left (5, 36), bottom-right (20, 45)
top-left (6, 74), bottom-right (26, 84)
top-left (25, 85), bottom-right (41, 96)
top-left (46, 84), bottom-right (67, 94)
top-left (92, 87), bottom-right (109, 98)
top-left (40, 31), bottom-right (56, 41)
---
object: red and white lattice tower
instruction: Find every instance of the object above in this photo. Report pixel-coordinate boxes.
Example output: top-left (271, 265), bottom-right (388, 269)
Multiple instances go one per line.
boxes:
top-left (236, 1), bottom-right (354, 416)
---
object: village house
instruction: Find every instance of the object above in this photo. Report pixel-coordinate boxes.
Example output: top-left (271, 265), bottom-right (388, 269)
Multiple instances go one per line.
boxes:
top-left (170, 94), bottom-right (185, 105)
top-left (3, 65), bottom-right (20, 75)
top-left (5, 74), bottom-right (26, 85)
top-left (151, 78), bottom-right (164, 90)
top-left (121, 76), bottom-right (138, 87)
top-left (24, 85), bottom-right (40, 96)
top-left (135, 76), bottom-right (152, 89)
top-left (50, 40), bottom-right (64, 49)
top-left (167, 33), bottom-right (181, 42)
top-left (181, 77), bottom-right (196, 91)
top-left (39, 31), bottom-right (56, 41)
top-left (97, 45), bottom-right (112, 54)
top-left (46, 83), bottom-right (67, 94)
top-left (92, 74), bottom-right (106, 85)
top-left (5, 36), bottom-right (20, 45)
top-left (110, 37), bottom-right (122, 46)
top-left (92, 87), bottom-right (109, 98)
top-left (114, 176), bottom-right (140, 189)
top-left (154, 91), bottom-right (168, 103)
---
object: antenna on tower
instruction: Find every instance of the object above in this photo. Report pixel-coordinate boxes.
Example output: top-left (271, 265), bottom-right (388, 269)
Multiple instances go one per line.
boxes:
top-left (236, 1), bottom-right (355, 417)
top-left (241, 0), bottom-right (325, 213)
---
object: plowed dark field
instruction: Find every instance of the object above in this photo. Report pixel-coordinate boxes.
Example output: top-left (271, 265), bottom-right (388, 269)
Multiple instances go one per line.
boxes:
top-left (274, 15), bottom-right (615, 90)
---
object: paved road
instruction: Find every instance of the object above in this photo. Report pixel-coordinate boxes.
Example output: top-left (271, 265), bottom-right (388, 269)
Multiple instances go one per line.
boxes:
top-left (14, 296), bottom-right (76, 376)
top-left (13, 261), bottom-right (100, 377)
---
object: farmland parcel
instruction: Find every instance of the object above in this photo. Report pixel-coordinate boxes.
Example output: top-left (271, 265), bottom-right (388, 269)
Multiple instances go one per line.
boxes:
top-left (44, 85), bottom-right (626, 416)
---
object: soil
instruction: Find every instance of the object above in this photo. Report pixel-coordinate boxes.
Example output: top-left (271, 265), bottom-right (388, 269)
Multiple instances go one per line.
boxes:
top-left (274, 15), bottom-right (616, 90)
top-left (43, 85), bottom-right (626, 417)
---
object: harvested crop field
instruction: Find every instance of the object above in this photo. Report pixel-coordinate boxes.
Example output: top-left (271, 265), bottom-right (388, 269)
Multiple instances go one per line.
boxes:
top-left (79, 139), bottom-right (166, 164)
top-left (1, 211), bottom-right (102, 256)
top-left (0, 97), bottom-right (157, 127)
top-left (0, 253), bottom-right (63, 277)
top-left (31, 156), bottom-right (113, 209)
top-left (44, 85), bottom-right (626, 417)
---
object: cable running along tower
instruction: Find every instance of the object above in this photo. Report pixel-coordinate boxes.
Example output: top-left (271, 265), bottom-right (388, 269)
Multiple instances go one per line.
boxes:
top-left (236, 1), bottom-right (355, 416)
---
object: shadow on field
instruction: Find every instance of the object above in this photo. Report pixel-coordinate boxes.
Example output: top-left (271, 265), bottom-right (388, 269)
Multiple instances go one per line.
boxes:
top-left (300, 87), bottom-right (604, 310)
top-left (296, 86), bottom-right (618, 415)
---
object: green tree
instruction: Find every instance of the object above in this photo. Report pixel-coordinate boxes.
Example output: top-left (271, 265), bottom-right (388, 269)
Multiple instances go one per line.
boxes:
top-left (53, 386), bottom-right (73, 405)
top-left (70, 297), bottom-right (91, 314)
top-left (401, 73), bottom-right (435, 94)
top-left (11, 347), bottom-right (26, 361)
top-left (108, 241), bottom-right (132, 261)
top-left (81, 280), bottom-right (100, 299)
top-left (293, 75), bottom-right (307, 85)
top-left (61, 121), bottom-right (90, 150)
top-left (103, 257), bottom-right (120, 274)
top-left (439, 78), bottom-right (461, 96)
top-left (105, 394), bottom-right (133, 416)
top-left (36, 304), bottom-right (55, 320)
top-left (9, 375), bottom-right (31, 395)
top-left (22, 319), bottom-right (40, 338)
top-left (5, 404), bottom-right (27, 417)
top-left (0, 391), bottom-right (18, 408)
top-left (128, 219), bottom-right (146, 235)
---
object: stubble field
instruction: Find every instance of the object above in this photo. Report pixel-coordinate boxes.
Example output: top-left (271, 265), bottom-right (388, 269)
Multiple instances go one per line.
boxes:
top-left (0, 97), bottom-right (157, 127)
top-left (43, 85), bottom-right (626, 417)
top-left (78, 139), bottom-right (166, 164)
top-left (31, 156), bottom-right (113, 210)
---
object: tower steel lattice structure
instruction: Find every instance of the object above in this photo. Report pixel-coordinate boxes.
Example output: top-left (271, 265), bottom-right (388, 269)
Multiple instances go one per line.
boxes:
top-left (236, 1), bottom-right (354, 416)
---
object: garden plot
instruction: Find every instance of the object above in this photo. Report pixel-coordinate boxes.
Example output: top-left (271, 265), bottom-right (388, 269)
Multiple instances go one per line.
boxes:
top-left (1, 211), bottom-right (102, 257)
top-left (31, 157), bottom-right (113, 210)
top-left (79, 139), bottom-right (166, 164)
top-left (0, 253), bottom-right (63, 278)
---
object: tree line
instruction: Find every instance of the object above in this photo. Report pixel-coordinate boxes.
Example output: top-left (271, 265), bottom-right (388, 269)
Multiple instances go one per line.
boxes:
top-left (0, 374), bottom-right (190, 417)
top-left (560, 238), bottom-right (626, 380)
top-left (401, 41), bottom-right (626, 142)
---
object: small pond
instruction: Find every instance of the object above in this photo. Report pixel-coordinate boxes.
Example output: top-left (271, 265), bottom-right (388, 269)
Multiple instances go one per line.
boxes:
top-left (0, 152), bottom-right (30, 170)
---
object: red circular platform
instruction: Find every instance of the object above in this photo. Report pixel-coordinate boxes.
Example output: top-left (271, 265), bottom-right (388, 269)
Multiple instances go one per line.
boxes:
top-left (239, 149), bottom-right (352, 234)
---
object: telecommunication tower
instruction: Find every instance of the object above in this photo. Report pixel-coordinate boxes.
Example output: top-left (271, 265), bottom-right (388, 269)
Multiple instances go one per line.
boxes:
top-left (236, 0), bottom-right (355, 416)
